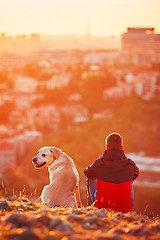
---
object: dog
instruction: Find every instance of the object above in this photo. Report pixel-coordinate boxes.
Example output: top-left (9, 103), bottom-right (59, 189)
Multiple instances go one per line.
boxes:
top-left (32, 146), bottom-right (81, 208)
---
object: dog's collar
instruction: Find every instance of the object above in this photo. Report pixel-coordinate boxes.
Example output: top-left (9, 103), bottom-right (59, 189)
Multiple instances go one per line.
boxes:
top-left (49, 151), bottom-right (63, 172)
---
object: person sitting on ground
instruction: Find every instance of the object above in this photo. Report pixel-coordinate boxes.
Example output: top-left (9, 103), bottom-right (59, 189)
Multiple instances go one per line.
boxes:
top-left (84, 133), bottom-right (139, 213)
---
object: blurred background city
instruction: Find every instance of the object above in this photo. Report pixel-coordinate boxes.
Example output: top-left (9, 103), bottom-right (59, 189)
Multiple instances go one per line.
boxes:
top-left (0, 0), bottom-right (160, 216)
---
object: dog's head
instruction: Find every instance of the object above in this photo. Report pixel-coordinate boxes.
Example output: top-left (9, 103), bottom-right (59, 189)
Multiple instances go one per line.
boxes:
top-left (32, 146), bottom-right (62, 168)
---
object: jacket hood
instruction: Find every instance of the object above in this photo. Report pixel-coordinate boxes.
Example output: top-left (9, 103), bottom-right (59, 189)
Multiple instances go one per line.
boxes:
top-left (100, 149), bottom-right (129, 173)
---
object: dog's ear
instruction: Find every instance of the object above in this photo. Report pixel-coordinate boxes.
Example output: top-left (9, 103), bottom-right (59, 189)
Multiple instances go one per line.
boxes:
top-left (50, 146), bottom-right (62, 159)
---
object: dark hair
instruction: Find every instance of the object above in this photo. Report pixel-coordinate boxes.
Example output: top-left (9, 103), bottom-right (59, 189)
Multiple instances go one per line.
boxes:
top-left (105, 133), bottom-right (123, 149)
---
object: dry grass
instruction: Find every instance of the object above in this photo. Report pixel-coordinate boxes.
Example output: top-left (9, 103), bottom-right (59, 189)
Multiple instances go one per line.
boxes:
top-left (0, 195), bottom-right (159, 240)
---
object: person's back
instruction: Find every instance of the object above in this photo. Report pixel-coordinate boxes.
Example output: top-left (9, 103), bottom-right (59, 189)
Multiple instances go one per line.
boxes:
top-left (84, 133), bottom-right (139, 213)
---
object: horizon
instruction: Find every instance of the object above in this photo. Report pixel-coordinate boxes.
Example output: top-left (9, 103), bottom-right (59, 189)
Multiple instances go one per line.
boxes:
top-left (0, 32), bottom-right (121, 37)
top-left (0, 0), bottom-right (160, 36)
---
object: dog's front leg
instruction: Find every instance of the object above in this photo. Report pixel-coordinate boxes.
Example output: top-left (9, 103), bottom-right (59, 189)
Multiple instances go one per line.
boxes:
top-left (74, 185), bottom-right (82, 208)
top-left (41, 185), bottom-right (50, 205)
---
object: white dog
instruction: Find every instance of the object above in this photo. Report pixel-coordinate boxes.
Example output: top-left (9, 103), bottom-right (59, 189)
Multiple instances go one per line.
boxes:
top-left (32, 146), bottom-right (81, 208)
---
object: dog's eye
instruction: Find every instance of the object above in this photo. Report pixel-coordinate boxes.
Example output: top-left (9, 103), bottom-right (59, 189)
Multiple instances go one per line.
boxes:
top-left (42, 154), bottom-right (46, 157)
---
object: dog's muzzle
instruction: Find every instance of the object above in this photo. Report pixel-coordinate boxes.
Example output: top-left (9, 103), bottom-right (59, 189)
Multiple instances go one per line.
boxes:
top-left (32, 157), bottom-right (46, 168)
top-left (32, 157), bottom-right (37, 164)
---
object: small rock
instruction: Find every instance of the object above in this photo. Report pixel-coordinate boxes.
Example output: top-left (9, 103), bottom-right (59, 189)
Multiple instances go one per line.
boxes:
top-left (10, 229), bottom-right (40, 240)
top-left (23, 201), bottom-right (33, 206)
top-left (36, 215), bottom-right (51, 226)
top-left (116, 212), bottom-right (125, 218)
top-left (67, 214), bottom-right (83, 223)
top-left (123, 215), bottom-right (136, 222)
top-left (111, 217), bottom-right (119, 224)
top-left (129, 226), bottom-right (151, 236)
top-left (56, 222), bottom-right (74, 232)
top-left (150, 223), bottom-right (160, 233)
top-left (87, 209), bottom-right (107, 218)
top-left (0, 199), bottom-right (12, 211)
top-left (111, 228), bottom-right (125, 235)
top-left (6, 212), bottom-right (30, 228)
top-left (49, 218), bottom-right (63, 229)
top-left (66, 237), bottom-right (80, 240)
top-left (98, 236), bottom-right (121, 240)
top-left (72, 208), bottom-right (86, 215)
top-left (6, 196), bottom-right (19, 201)
top-left (82, 217), bottom-right (105, 230)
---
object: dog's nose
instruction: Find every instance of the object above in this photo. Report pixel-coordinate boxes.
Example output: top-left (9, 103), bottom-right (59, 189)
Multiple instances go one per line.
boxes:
top-left (32, 157), bottom-right (37, 164)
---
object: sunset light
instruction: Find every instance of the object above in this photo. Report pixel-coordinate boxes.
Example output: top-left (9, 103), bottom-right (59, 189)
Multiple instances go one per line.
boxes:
top-left (0, 1), bottom-right (160, 237)
top-left (0, 0), bottom-right (160, 36)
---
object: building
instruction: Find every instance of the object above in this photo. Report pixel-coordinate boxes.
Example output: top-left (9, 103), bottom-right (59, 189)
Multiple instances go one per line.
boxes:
top-left (122, 27), bottom-right (160, 53)
top-left (0, 140), bottom-right (16, 173)
top-left (46, 73), bottom-right (71, 89)
top-left (0, 127), bottom-right (43, 173)
top-left (14, 77), bottom-right (38, 93)
top-left (121, 27), bottom-right (160, 64)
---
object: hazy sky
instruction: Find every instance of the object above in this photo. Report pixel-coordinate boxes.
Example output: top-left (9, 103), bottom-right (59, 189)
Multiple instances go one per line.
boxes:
top-left (0, 0), bottom-right (160, 36)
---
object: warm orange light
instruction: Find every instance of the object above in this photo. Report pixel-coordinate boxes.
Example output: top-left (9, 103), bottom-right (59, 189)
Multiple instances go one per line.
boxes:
top-left (0, 0), bottom-right (159, 36)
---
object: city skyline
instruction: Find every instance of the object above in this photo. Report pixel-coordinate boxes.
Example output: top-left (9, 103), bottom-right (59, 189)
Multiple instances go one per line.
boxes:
top-left (0, 0), bottom-right (160, 36)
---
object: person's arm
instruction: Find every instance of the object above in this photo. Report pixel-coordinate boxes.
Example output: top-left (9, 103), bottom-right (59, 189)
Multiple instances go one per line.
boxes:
top-left (84, 158), bottom-right (101, 179)
top-left (132, 165), bottom-right (139, 181)
top-left (128, 159), bottom-right (139, 181)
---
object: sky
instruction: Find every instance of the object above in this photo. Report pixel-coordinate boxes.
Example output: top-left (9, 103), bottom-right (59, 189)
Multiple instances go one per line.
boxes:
top-left (0, 0), bottom-right (160, 36)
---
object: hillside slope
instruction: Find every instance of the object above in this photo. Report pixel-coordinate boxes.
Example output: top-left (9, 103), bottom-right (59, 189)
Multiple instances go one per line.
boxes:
top-left (0, 196), bottom-right (159, 240)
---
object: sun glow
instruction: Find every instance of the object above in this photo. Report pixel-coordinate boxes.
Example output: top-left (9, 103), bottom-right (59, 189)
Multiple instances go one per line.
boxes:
top-left (0, 0), bottom-right (159, 36)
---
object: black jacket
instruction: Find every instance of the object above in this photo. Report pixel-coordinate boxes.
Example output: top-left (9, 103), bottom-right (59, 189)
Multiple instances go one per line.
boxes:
top-left (84, 149), bottom-right (139, 183)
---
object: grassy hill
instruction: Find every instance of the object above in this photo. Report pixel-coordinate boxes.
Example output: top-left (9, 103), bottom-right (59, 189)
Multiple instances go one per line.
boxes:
top-left (1, 112), bottom-right (160, 217)
top-left (0, 195), bottom-right (160, 240)
top-left (0, 96), bottom-right (160, 219)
